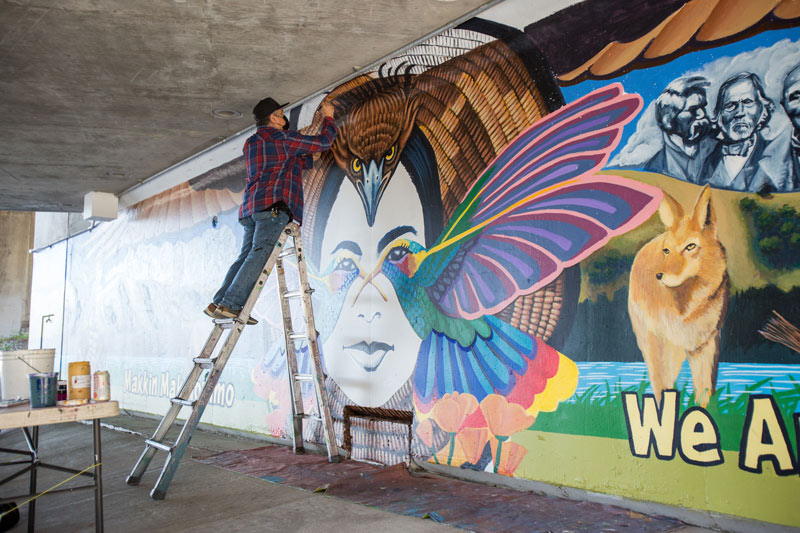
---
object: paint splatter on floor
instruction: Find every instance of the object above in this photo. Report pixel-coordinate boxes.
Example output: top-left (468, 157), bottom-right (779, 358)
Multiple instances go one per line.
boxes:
top-left (200, 446), bottom-right (686, 532)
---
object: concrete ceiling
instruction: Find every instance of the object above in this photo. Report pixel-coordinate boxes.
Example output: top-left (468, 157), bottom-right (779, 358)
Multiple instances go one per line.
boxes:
top-left (0, 0), bottom-right (491, 212)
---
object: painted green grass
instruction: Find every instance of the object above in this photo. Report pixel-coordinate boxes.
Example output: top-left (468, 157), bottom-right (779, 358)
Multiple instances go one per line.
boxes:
top-left (531, 375), bottom-right (800, 452)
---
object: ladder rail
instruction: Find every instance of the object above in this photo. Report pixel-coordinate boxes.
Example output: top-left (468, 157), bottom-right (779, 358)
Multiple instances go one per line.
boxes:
top-left (127, 221), bottom-right (340, 500)
top-left (275, 255), bottom-right (307, 454)
top-left (236, 228), bottom-right (291, 322)
top-left (291, 227), bottom-right (339, 462)
top-left (126, 323), bottom-right (225, 485)
top-left (150, 322), bottom-right (246, 499)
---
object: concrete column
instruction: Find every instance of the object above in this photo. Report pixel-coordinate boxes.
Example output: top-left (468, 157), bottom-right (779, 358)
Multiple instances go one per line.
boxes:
top-left (0, 211), bottom-right (35, 337)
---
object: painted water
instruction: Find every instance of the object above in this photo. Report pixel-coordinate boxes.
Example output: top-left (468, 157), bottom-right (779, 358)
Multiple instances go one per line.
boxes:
top-left (573, 361), bottom-right (800, 403)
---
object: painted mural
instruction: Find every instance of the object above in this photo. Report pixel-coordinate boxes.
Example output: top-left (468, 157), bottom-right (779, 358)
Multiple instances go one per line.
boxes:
top-left (246, 7), bottom-right (800, 523)
top-left (29, 0), bottom-right (800, 528)
top-left (294, 79), bottom-right (662, 469)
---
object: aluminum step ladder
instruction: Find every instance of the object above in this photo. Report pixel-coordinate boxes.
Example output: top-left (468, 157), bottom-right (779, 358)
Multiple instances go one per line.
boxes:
top-left (125, 222), bottom-right (339, 500)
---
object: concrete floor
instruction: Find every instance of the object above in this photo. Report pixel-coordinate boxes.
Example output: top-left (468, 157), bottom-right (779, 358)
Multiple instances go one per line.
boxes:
top-left (0, 414), bottom-right (717, 532)
top-left (0, 418), bottom-right (453, 532)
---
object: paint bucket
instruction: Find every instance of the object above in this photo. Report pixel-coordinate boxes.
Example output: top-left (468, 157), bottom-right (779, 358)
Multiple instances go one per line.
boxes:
top-left (0, 349), bottom-right (56, 400)
top-left (29, 372), bottom-right (58, 408)
top-left (68, 361), bottom-right (91, 400)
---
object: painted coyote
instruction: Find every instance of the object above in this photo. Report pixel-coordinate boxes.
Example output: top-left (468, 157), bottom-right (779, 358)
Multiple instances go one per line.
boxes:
top-left (628, 185), bottom-right (729, 407)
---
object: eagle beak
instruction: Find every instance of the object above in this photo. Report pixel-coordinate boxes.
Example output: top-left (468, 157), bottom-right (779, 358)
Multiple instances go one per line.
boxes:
top-left (360, 159), bottom-right (385, 227)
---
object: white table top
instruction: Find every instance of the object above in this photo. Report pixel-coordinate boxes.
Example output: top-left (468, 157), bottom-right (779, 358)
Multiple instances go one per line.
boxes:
top-left (0, 401), bottom-right (119, 430)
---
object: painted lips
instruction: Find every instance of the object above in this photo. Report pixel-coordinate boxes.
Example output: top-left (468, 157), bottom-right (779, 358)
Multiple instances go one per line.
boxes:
top-left (343, 341), bottom-right (395, 372)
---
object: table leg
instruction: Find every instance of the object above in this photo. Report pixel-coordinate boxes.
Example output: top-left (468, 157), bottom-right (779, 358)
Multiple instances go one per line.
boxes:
top-left (93, 419), bottom-right (103, 533)
top-left (28, 426), bottom-right (38, 533)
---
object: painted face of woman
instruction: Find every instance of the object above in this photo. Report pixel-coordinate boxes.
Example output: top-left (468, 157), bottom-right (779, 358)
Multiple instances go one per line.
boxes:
top-left (319, 165), bottom-right (424, 406)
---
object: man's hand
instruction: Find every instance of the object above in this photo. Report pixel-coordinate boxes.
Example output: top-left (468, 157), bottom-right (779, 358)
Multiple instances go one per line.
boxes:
top-left (320, 101), bottom-right (334, 119)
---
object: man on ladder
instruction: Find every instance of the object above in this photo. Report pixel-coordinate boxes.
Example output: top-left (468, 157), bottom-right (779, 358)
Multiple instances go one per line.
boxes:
top-left (206, 96), bottom-right (338, 324)
top-left (126, 97), bottom-right (339, 500)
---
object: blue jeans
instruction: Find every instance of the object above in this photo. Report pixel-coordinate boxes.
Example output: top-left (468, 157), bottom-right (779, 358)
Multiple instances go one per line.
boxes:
top-left (213, 209), bottom-right (291, 310)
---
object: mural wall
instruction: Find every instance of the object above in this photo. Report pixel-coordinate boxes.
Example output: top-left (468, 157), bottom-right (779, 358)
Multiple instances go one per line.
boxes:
top-left (29, 0), bottom-right (800, 527)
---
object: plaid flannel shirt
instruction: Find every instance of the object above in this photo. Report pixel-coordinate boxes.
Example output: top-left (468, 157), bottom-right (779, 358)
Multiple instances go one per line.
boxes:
top-left (239, 116), bottom-right (337, 223)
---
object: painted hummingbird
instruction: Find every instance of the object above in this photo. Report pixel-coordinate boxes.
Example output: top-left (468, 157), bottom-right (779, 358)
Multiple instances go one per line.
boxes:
top-left (353, 84), bottom-right (663, 414)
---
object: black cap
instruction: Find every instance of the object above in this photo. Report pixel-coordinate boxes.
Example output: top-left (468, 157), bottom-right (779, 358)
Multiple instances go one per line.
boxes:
top-left (252, 97), bottom-right (288, 122)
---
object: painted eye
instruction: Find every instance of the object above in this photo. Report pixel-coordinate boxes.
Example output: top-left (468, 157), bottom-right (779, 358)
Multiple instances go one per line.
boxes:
top-left (385, 144), bottom-right (397, 162)
top-left (335, 258), bottom-right (357, 272)
top-left (663, 248), bottom-right (670, 255)
top-left (351, 158), bottom-right (362, 173)
top-left (685, 243), bottom-right (697, 251)
top-left (387, 246), bottom-right (409, 263)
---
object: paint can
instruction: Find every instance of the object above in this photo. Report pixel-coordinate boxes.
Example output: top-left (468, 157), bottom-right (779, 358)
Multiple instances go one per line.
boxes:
top-left (68, 361), bottom-right (91, 400)
top-left (28, 372), bottom-right (58, 408)
top-left (0, 349), bottom-right (55, 400)
top-left (92, 371), bottom-right (110, 402)
top-left (56, 380), bottom-right (67, 402)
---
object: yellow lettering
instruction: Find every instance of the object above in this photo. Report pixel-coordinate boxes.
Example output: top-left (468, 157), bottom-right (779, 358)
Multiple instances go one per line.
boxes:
top-left (623, 391), bottom-right (677, 459)
top-left (679, 407), bottom-right (722, 466)
top-left (740, 396), bottom-right (797, 475)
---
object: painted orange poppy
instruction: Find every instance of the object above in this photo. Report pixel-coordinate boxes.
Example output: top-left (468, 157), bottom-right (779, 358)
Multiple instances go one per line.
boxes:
top-left (489, 439), bottom-right (528, 476)
top-left (416, 417), bottom-right (435, 449)
top-left (480, 394), bottom-right (535, 437)
top-left (456, 427), bottom-right (489, 464)
top-left (432, 391), bottom-right (479, 434)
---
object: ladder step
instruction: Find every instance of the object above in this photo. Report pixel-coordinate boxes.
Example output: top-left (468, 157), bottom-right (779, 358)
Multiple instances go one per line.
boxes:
top-left (126, 222), bottom-right (344, 501)
top-left (171, 398), bottom-right (195, 407)
top-left (146, 439), bottom-right (173, 453)
top-left (295, 414), bottom-right (323, 422)
top-left (283, 289), bottom-right (314, 300)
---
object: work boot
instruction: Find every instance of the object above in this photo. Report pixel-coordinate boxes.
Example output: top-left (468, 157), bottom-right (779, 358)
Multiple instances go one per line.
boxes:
top-left (214, 304), bottom-right (258, 325)
top-left (203, 303), bottom-right (218, 318)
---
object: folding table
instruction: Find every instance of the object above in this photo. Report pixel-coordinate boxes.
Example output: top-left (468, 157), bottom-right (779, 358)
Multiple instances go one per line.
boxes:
top-left (0, 401), bottom-right (119, 532)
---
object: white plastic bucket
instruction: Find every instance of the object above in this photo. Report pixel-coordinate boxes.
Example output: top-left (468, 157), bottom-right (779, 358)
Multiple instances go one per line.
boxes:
top-left (0, 349), bottom-right (56, 400)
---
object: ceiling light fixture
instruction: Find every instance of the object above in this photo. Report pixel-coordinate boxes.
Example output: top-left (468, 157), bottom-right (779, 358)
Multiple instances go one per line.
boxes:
top-left (211, 109), bottom-right (243, 120)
